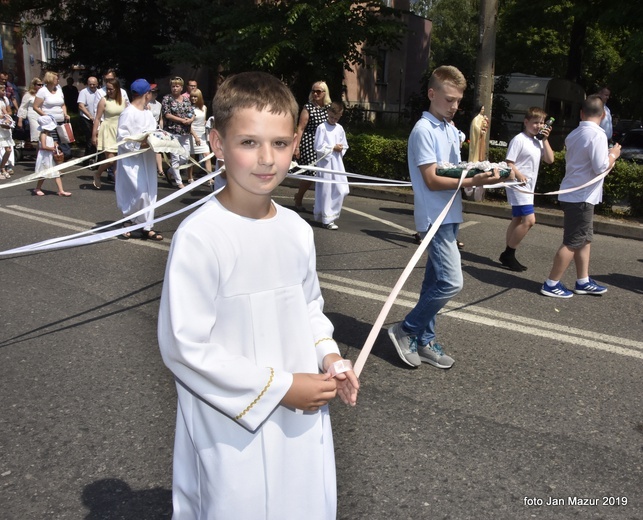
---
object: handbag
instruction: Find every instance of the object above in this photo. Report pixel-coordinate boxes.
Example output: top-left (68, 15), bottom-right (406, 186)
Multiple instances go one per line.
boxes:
top-left (56, 122), bottom-right (75, 144)
top-left (53, 149), bottom-right (65, 164)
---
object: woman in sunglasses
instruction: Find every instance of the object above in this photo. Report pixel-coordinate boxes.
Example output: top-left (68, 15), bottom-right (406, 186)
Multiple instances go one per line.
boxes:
top-left (293, 81), bottom-right (331, 210)
top-left (17, 77), bottom-right (43, 143)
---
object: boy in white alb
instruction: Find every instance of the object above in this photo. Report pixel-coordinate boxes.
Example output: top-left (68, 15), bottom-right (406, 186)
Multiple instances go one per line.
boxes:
top-left (499, 107), bottom-right (554, 271)
top-left (115, 79), bottom-right (162, 241)
top-left (158, 72), bottom-right (359, 520)
top-left (313, 101), bottom-right (349, 230)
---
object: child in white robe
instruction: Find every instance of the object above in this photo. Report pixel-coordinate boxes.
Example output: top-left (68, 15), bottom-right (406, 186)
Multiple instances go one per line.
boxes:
top-left (115, 79), bottom-right (162, 240)
top-left (313, 102), bottom-right (349, 230)
top-left (158, 72), bottom-right (359, 520)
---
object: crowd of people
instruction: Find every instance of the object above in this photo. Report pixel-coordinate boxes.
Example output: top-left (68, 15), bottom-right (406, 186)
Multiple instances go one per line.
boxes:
top-left (0, 69), bottom-right (225, 240)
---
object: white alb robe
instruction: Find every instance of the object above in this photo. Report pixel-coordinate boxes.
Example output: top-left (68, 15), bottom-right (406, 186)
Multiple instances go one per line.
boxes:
top-left (158, 198), bottom-right (341, 520)
top-left (116, 105), bottom-right (158, 228)
top-left (313, 121), bottom-right (349, 225)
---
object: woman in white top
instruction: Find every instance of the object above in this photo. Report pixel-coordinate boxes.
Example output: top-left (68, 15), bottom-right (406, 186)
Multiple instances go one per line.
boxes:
top-left (187, 88), bottom-right (212, 183)
top-left (33, 71), bottom-right (70, 157)
top-left (17, 77), bottom-right (43, 142)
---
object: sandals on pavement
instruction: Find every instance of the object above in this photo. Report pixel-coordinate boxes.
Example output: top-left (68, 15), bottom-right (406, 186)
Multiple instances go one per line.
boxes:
top-left (141, 230), bottom-right (163, 241)
top-left (121, 221), bottom-right (132, 240)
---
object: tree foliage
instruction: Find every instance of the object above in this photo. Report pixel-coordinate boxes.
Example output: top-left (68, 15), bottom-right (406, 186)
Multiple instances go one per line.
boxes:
top-left (157, 0), bottom-right (406, 104)
top-left (5, 0), bottom-right (405, 104)
top-left (496, 0), bottom-right (643, 118)
top-left (7, 0), bottom-right (177, 82)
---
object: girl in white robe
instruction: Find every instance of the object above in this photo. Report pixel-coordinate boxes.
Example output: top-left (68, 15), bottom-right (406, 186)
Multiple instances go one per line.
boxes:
top-left (313, 103), bottom-right (349, 230)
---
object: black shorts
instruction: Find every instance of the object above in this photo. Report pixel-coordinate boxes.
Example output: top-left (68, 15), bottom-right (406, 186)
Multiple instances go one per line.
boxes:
top-left (561, 201), bottom-right (594, 248)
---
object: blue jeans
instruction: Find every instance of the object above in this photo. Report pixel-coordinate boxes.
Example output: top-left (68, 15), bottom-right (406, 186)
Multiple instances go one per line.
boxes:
top-left (402, 223), bottom-right (463, 345)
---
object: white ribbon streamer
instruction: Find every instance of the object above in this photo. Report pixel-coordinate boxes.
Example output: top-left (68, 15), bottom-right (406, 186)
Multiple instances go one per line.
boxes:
top-left (352, 168), bottom-right (471, 377)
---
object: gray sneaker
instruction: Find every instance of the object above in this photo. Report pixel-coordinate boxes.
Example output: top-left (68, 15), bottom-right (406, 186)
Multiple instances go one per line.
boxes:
top-left (388, 322), bottom-right (421, 367)
top-left (418, 341), bottom-right (454, 369)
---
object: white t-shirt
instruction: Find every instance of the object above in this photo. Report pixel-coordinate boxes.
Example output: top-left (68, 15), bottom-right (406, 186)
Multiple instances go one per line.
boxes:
top-left (559, 121), bottom-right (610, 205)
top-left (599, 104), bottom-right (612, 140)
top-left (35, 85), bottom-right (65, 122)
top-left (505, 131), bottom-right (544, 206)
top-left (77, 87), bottom-right (99, 120)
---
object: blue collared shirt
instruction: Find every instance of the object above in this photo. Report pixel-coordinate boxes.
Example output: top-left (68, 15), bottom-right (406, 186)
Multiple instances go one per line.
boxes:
top-left (408, 111), bottom-right (463, 230)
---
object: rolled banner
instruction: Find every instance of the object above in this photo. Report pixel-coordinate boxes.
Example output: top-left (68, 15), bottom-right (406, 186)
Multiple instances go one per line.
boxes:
top-left (437, 160), bottom-right (512, 179)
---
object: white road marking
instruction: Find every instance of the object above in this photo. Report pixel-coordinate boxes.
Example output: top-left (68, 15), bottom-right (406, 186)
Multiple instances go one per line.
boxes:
top-left (4, 202), bottom-right (639, 360)
top-left (318, 272), bottom-right (643, 360)
top-left (0, 205), bottom-right (171, 251)
top-left (342, 205), bottom-right (479, 233)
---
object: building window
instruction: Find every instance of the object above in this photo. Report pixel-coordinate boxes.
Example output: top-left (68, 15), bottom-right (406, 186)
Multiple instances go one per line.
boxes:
top-left (40, 27), bottom-right (57, 63)
top-left (375, 49), bottom-right (388, 84)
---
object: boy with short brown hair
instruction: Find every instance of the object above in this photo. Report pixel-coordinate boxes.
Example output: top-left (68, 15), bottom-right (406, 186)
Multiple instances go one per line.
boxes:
top-left (158, 71), bottom-right (358, 519)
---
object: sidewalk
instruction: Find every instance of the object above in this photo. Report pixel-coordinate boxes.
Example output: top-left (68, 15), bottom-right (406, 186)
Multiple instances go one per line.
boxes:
top-left (283, 178), bottom-right (643, 241)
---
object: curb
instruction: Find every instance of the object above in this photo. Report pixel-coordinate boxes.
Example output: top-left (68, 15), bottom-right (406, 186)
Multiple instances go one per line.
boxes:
top-left (282, 178), bottom-right (642, 241)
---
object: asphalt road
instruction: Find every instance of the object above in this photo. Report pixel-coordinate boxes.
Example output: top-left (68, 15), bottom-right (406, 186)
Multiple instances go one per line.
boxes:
top-left (1, 160), bottom-right (642, 519)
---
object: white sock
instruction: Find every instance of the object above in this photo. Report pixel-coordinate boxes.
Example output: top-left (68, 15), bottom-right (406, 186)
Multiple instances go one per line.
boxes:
top-left (576, 277), bottom-right (589, 285)
top-left (545, 279), bottom-right (559, 287)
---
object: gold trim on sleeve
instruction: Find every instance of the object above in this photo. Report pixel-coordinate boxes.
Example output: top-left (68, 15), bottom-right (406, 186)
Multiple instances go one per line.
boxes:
top-left (235, 367), bottom-right (275, 421)
top-left (314, 337), bottom-right (337, 347)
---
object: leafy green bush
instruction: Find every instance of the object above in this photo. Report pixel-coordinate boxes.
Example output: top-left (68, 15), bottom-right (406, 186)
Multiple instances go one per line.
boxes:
top-left (344, 133), bottom-right (408, 180)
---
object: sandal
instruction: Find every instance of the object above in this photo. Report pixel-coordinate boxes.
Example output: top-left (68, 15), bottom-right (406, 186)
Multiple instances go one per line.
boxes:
top-left (57, 191), bottom-right (72, 197)
top-left (33, 189), bottom-right (45, 196)
top-left (121, 222), bottom-right (132, 239)
top-left (141, 230), bottom-right (163, 241)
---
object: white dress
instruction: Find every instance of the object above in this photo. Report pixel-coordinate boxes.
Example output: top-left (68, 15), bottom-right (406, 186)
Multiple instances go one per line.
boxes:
top-left (115, 105), bottom-right (157, 228)
top-left (158, 198), bottom-right (340, 520)
top-left (35, 135), bottom-right (56, 177)
top-left (0, 99), bottom-right (15, 147)
top-left (191, 106), bottom-right (210, 155)
top-left (313, 121), bottom-right (349, 225)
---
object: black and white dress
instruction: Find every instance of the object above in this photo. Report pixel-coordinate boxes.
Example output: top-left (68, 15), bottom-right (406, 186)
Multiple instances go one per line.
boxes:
top-left (299, 102), bottom-right (329, 170)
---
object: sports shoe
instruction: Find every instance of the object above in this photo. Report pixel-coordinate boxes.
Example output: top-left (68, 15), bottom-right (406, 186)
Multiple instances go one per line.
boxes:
top-left (573, 278), bottom-right (607, 295)
top-left (418, 341), bottom-right (454, 369)
top-left (325, 222), bottom-right (339, 230)
top-left (540, 281), bottom-right (573, 298)
top-left (388, 322), bottom-right (421, 367)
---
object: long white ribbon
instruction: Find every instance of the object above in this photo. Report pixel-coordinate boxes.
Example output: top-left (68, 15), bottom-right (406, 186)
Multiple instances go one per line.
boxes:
top-left (501, 166), bottom-right (613, 196)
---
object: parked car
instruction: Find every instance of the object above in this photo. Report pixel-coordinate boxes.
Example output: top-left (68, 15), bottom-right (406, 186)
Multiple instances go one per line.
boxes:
top-left (612, 119), bottom-right (642, 144)
top-left (619, 128), bottom-right (643, 164)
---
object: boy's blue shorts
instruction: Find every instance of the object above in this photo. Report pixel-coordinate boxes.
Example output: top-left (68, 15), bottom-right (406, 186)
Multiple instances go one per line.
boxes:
top-left (512, 204), bottom-right (535, 217)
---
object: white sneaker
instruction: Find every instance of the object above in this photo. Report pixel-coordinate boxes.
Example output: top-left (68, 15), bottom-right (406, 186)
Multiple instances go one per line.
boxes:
top-left (325, 222), bottom-right (338, 230)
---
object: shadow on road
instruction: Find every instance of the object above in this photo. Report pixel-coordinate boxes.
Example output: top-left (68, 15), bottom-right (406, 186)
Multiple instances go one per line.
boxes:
top-left (82, 478), bottom-right (172, 519)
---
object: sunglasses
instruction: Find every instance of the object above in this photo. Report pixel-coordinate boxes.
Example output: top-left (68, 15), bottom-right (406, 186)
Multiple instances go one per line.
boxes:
top-left (312, 89), bottom-right (325, 94)
top-left (35, 83), bottom-right (43, 86)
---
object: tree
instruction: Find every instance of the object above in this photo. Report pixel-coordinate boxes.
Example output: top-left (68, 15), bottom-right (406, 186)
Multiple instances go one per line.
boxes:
top-left (496, 0), bottom-right (643, 118)
top-left (411, 0), bottom-right (478, 85)
top-left (6, 0), bottom-right (178, 82)
top-left (6, 0), bottom-right (406, 104)
top-left (158, 0), bottom-right (407, 104)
